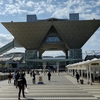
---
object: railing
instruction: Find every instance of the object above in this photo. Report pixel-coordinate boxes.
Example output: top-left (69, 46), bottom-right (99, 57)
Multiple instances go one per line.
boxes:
top-left (0, 41), bottom-right (14, 55)
top-left (83, 50), bottom-right (100, 60)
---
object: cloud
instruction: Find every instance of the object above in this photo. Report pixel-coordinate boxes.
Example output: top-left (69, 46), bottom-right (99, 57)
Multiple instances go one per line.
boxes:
top-left (47, 0), bottom-right (53, 3)
top-left (7, 0), bottom-right (13, 4)
top-left (0, 33), bottom-right (25, 54)
top-left (0, 0), bottom-right (100, 56)
top-left (0, 34), bottom-right (13, 47)
top-left (82, 28), bottom-right (100, 50)
top-left (0, 0), bottom-right (100, 19)
top-left (90, 29), bottom-right (100, 46)
top-left (95, 0), bottom-right (100, 6)
top-left (26, 1), bottom-right (35, 7)
top-left (0, 0), bottom-right (3, 5)
top-left (46, 5), bottom-right (56, 13)
top-left (7, 47), bottom-right (25, 53)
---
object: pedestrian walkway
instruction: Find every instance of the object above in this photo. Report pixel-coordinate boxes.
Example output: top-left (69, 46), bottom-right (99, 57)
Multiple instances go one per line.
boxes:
top-left (0, 72), bottom-right (100, 100)
top-left (66, 74), bottom-right (100, 100)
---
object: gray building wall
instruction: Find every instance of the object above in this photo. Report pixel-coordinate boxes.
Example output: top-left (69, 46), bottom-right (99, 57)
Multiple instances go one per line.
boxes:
top-left (25, 50), bottom-right (39, 69)
top-left (27, 15), bottom-right (37, 22)
top-left (69, 13), bottom-right (79, 20)
top-left (26, 14), bottom-right (39, 69)
top-left (68, 49), bottom-right (82, 64)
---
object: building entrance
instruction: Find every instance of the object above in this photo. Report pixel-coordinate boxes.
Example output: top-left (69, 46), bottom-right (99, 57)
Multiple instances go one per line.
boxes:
top-left (25, 58), bottom-right (82, 75)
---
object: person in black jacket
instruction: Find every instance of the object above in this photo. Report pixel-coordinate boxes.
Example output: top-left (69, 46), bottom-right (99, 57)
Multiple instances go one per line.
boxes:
top-left (17, 73), bottom-right (27, 100)
top-left (47, 71), bottom-right (51, 81)
top-left (76, 72), bottom-right (80, 83)
top-left (32, 71), bottom-right (36, 84)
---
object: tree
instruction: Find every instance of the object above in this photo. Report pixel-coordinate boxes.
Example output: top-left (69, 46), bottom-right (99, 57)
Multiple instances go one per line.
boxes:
top-left (0, 63), bottom-right (2, 68)
top-left (4, 64), bottom-right (7, 68)
top-left (9, 64), bottom-right (12, 68)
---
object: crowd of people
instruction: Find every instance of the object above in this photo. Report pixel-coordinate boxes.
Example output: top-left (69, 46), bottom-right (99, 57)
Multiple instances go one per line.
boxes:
top-left (6, 69), bottom-right (100, 100)
top-left (72, 69), bottom-right (100, 83)
top-left (7, 69), bottom-right (52, 100)
top-left (13, 70), bottom-right (27, 100)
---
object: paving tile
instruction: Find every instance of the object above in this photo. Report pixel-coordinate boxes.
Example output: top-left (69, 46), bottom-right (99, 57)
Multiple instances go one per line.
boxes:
top-left (0, 72), bottom-right (99, 100)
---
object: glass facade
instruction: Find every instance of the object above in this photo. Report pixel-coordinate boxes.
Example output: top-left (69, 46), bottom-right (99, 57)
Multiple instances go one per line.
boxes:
top-left (27, 15), bottom-right (37, 22)
top-left (25, 15), bottom-right (38, 69)
top-left (45, 37), bottom-right (61, 43)
top-left (69, 13), bottom-right (79, 20)
top-left (25, 50), bottom-right (39, 69)
top-left (25, 14), bottom-right (81, 69)
top-left (68, 49), bottom-right (82, 64)
top-left (44, 26), bottom-right (62, 43)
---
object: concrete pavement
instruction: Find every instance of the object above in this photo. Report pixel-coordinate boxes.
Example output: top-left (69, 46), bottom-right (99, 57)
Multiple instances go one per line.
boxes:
top-left (0, 72), bottom-right (100, 100)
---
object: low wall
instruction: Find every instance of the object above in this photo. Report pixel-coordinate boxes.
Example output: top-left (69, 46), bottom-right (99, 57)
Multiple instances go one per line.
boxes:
top-left (0, 74), bottom-right (8, 81)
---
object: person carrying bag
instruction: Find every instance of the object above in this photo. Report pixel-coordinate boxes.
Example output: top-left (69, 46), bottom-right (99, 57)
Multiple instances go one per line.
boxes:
top-left (32, 71), bottom-right (36, 84)
top-left (17, 74), bottom-right (27, 100)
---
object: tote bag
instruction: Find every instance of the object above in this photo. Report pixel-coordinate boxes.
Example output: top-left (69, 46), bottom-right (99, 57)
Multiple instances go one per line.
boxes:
top-left (25, 88), bottom-right (29, 94)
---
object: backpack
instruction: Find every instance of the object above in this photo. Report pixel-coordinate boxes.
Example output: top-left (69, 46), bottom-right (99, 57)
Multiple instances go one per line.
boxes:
top-left (33, 73), bottom-right (36, 80)
top-left (17, 77), bottom-right (23, 86)
top-left (15, 73), bottom-right (20, 80)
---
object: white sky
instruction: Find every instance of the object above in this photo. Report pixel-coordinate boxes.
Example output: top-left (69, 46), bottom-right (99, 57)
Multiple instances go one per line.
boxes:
top-left (0, 0), bottom-right (100, 57)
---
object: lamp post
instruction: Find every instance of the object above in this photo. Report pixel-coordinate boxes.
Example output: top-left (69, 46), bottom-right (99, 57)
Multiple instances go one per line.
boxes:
top-left (43, 62), bottom-right (46, 75)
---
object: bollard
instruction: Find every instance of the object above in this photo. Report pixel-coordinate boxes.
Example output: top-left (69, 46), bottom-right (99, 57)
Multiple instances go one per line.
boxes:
top-left (80, 79), bottom-right (84, 84)
top-left (38, 76), bottom-right (44, 84)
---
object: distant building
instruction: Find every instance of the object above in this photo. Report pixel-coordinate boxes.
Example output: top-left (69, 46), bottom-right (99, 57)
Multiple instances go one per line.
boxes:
top-left (84, 50), bottom-right (100, 61)
top-left (69, 13), bottom-right (79, 20)
top-left (0, 52), bottom-right (25, 70)
top-left (1, 13), bottom-right (100, 69)
top-left (27, 15), bottom-right (37, 22)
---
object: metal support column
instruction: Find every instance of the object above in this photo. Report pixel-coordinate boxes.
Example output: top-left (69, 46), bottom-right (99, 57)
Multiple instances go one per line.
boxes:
top-left (43, 62), bottom-right (46, 75)
top-left (56, 62), bottom-right (59, 75)
top-left (68, 68), bottom-right (70, 75)
top-left (81, 69), bottom-right (83, 79)
top-left (89, 64), bottom-right (92, 85)
top-left (87, 65), bottom-right (89, 84)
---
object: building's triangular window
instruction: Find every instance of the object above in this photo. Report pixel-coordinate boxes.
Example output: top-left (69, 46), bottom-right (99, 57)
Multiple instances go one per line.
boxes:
top-left (44, 26), bottom-right (62, 43)
top-left (45, 37), bottom-right (61, 43)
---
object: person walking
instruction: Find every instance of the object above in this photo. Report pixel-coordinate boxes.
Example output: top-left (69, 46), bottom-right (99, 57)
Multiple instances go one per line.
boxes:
top-left (15, 70), bottom-right (20, 88)
top-left (47, 71), bottom-right (51, 81)
top-left (32, 71), bottom-right (36, 84)
top-left (30, 70), bottom-right (32, 77)
top-left (76, 72), bottom-right (80, 83)
top-left (17, 74), bottom-right (27, 100)
top-left (13, 71), bottom-right (16, 86)
top-left (98, 72), bottom-right (100, 82)
top-left (8, 72), bottom-right (12, 83)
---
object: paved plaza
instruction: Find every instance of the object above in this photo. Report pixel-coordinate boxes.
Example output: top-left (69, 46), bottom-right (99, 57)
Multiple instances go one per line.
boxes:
top-left (0, 72), bottom-right (100, 100)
